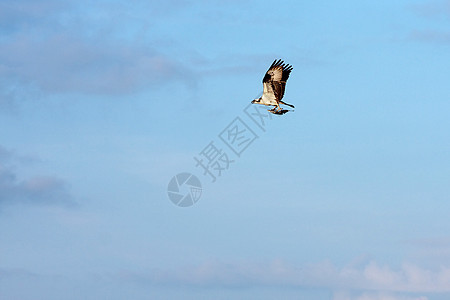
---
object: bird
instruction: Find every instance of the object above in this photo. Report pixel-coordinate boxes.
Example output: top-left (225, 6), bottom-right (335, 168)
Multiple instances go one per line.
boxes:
top-left (251, 59), bottom-right (294, 113)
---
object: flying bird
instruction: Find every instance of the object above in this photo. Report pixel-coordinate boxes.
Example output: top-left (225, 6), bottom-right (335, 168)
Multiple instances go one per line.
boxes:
top-left (251, 59), bottom-right (294, 113)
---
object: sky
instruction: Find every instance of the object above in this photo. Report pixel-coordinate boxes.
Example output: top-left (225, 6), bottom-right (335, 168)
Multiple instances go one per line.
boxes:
top-left (1, 0), bottom-right (450, 299)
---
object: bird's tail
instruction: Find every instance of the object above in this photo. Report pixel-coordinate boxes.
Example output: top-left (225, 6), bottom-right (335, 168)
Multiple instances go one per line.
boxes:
top-left (280, 101), bottom-right (295, 108)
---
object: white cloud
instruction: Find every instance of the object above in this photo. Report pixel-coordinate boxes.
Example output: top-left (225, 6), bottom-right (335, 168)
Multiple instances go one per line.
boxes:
top-left (333, 291), bottom-right (428, 300)
top-left (0, 0), bottom-right (197, 106)
top-left (0, 145), bottom-right (74, 208)
top-left (116, 258), bottom-right (450, 296)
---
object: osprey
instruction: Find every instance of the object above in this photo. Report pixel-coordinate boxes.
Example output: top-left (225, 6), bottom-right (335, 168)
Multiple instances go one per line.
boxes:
top-left (251, 59), bottom-right (294, 114)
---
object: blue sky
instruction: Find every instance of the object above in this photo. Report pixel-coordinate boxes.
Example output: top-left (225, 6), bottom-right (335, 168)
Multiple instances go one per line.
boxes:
top-left (1, 0), bottom-right (450, 299)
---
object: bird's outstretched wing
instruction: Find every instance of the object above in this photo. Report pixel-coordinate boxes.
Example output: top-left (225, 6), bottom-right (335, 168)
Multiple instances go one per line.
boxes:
top-left (262, 59), bottom-right (293, 101)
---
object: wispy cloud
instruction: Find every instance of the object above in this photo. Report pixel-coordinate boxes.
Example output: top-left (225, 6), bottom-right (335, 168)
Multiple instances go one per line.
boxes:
top-left (0, 267), bottom-right (38, 280)
top-left (116, 258), bottom-right (450, 297)
top-left (409, 30), bottom-right (450, 44)
top-left (0, 34), bottom-right (191, 95)
top-left (0, 0), bottom-right (69, 34)
top-left (407, 236), bottom-right (450, 248)
top-left (411, 0), bottom-right (450, 19)
top-left (409, 1), bottom-right (450, 44)
top-left (0, 0), bottom-right (196, 106)
top-left (0, 145), bottom-right (74, 208)
top-left (333, 291), bottom-right (429, 300)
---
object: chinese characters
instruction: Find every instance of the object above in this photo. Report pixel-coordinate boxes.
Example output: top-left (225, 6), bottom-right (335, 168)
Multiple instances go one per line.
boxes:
top-left (194, 103), bottom-right (276, 183)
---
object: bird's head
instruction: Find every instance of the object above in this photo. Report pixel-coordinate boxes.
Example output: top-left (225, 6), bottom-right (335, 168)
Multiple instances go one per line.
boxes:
top-left (251, 97), bottom-right (261, 104)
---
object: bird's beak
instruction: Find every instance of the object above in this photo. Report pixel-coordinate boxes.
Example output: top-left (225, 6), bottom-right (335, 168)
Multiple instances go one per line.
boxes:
top-left (251, 100), bottom-right (256, 104)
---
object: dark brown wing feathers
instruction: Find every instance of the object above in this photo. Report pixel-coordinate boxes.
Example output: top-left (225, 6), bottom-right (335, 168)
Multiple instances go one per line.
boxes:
top-left (262, 59), bottom-right (293, 100)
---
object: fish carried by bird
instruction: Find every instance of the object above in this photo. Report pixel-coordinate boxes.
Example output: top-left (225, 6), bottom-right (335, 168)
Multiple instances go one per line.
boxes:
top-left (251, 59), bottom-right (295, 115)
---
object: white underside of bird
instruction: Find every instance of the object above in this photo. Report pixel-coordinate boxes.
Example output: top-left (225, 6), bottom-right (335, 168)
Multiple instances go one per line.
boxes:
top-left (251, 59), bottom-right (294, 114)
top-left (260, 93), bottom-right (278, 106)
